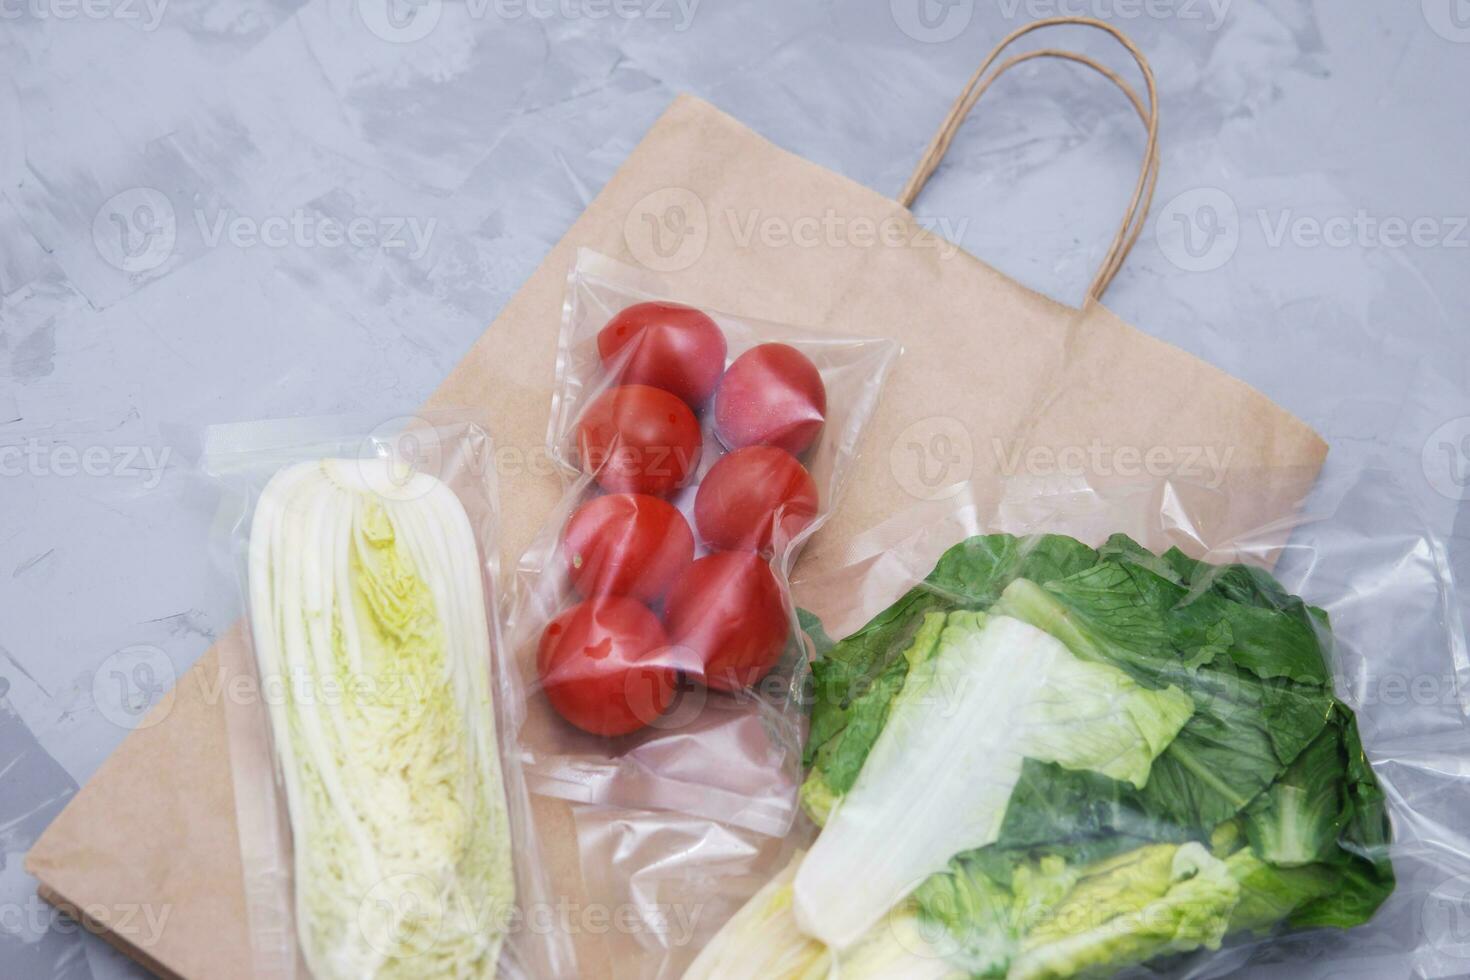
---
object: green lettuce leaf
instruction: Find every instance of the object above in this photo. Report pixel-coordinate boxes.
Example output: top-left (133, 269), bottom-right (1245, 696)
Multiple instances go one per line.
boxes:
top-left (1010, 843), bottom-right (1239, 980)
top-left (794, 613), bottom-right (1193, 950)
top-left (1242, 723), bottom-right (1348, 866)
top-left (1015, 653), bottom-right (1194, 790)
top-left (804, 535), bottom-right (1098, 794)
top-left (768, 532), bottom-right (1393, 980)
top-left (995, 572), bottom-right (1337, 828)
top-left (912, 843), bottom-right (1241, 980)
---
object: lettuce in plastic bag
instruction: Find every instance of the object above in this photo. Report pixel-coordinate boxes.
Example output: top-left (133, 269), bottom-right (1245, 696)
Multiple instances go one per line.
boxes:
top-left (692, 532), bottom-right (1392, 979)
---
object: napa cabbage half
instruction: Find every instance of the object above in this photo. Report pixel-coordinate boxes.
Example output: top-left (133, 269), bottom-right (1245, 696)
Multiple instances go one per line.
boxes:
top-left (248, 458), bottom-right (513, 979)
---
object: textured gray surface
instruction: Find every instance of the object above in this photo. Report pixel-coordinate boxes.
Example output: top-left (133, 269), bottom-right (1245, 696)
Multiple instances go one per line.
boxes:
top-left (1, 1), bottom-right (1468, 977)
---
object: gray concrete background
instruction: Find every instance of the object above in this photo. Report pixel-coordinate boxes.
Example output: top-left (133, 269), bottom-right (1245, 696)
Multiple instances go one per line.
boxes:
top-left (2, 1), bottom-right (1468, 977)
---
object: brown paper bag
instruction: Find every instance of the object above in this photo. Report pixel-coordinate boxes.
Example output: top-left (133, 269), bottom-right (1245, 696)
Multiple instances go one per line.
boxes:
top-left (27, 18), bottom-right (1325, 980)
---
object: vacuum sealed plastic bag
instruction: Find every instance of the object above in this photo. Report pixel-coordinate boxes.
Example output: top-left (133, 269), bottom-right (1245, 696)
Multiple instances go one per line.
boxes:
top-left (582, 469), bottom-right (1466, 980)
top-left (202, 412), bottom-right (573, 980)
top-left (506, 250), bottom-right (898, 835)
top-left (573, 804), bottom-right (803, 980)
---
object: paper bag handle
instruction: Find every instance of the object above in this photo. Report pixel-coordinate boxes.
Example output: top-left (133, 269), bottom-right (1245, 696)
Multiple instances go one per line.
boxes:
top-left (899, 17), bottom-right (1160, 302)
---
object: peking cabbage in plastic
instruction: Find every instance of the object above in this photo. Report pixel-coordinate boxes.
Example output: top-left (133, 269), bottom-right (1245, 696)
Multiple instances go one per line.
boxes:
top-left (202, 412), bottom-right (573, 980)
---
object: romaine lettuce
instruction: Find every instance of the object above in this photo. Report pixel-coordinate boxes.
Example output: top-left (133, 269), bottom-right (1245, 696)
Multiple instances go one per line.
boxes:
top-left (792, 612), bottom-right (1193, 950)
top-left (690, 532), bottom-right (1393, 980)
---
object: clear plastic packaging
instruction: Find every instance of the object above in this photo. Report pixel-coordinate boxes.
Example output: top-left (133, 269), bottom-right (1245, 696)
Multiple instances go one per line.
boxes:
top-left (202, 411), bottom-right (574, 980)
top-left (572, 805), bottom-right (804, 980)
top-left (573, 468), bottom-right (1469, 979)
top-left (505, 249), bottom-right (899, 835)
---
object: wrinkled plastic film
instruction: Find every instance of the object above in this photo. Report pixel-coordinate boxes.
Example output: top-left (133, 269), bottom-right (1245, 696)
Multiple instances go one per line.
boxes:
top-left (202, 412), bottom-right (574, 980)
top-left (507, 249), bottom-right (899, 835)
top-left (573, 805), bottom-right (805, 980)
top-left (572, 468), bottom-right (1469, 979)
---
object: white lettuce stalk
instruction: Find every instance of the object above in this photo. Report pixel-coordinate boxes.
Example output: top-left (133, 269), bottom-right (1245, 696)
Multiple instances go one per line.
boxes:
top-left (791, 613), bottom-right (1192, 952)
top-left (791, 614), bottom-right (1049, 950)
top-left (681, 851), bottom-right (831, 980)
top-left (682, 852), bottom-right (963, 980)
top-left (248, 458), bottom-right (513, 979)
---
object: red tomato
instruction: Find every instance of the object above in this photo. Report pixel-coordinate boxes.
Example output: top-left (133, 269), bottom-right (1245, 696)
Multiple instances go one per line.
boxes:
top-left (694, 446), bottom-right (819, 553)
top-left (563, 493), bottom-right (695, 602)
top-left (663, 552), bottom-right (788, 691)
top-left (577, 384), bottom-right (702, 495)
top-left (598, 302), bottom-right (728, 407)
top-left (537, 597), bottom-right (677, 737)
top-left (714, 343), bottom-right (827, 456)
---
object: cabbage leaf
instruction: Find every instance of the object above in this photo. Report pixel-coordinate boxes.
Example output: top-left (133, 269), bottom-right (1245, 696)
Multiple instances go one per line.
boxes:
top-left (249, 459), bottom-right (514, 979)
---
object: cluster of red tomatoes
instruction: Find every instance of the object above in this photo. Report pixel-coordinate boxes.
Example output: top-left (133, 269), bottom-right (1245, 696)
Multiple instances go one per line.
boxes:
top-left (537, 302), bottom-right (827, 737)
